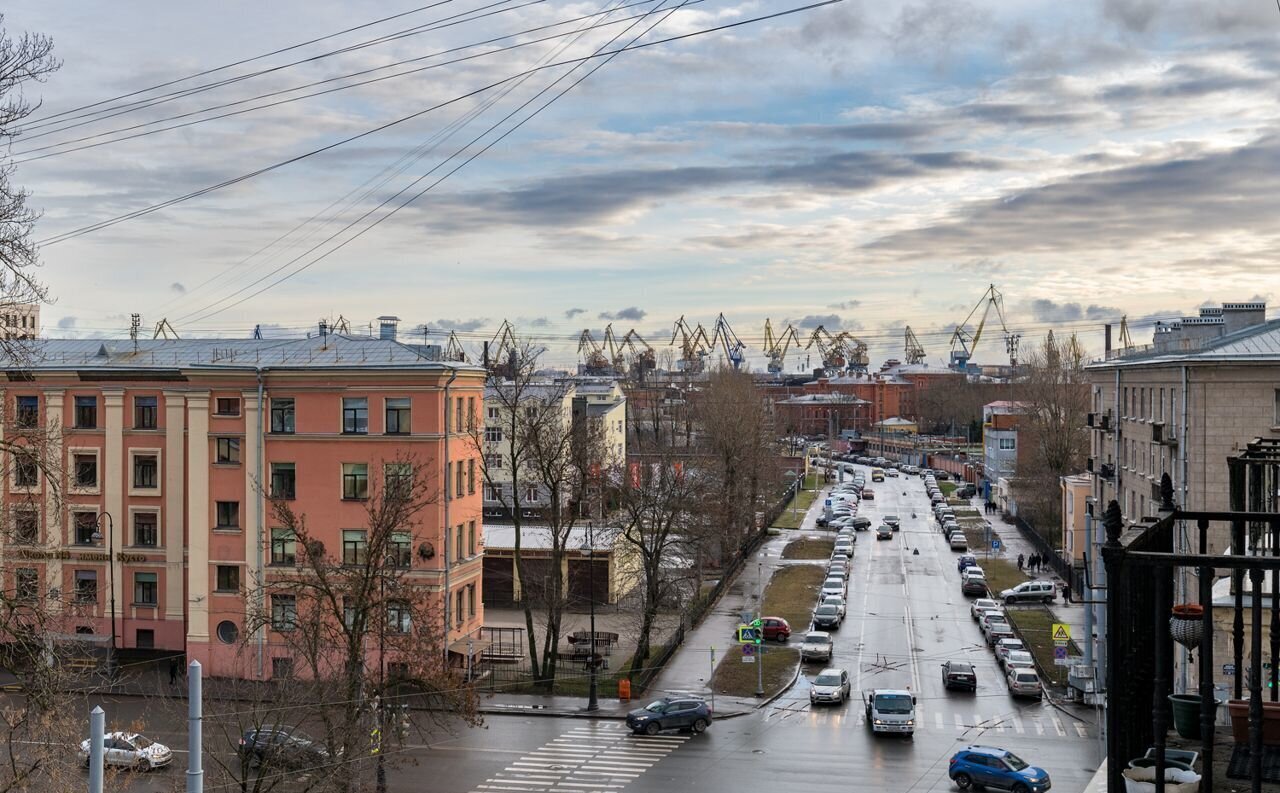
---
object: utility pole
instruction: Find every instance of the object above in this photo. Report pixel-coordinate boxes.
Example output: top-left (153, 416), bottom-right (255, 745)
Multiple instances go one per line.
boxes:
top-left (187, 660), bottom-right (203, 793)
top-left (90, 512), bottom-right (116, 675)
top-left (586, 521), bottom-right (599, 712)
top-left (88, 706), bottom-right (105, 793)
top-left (755, 562), bottom-right (764, 697)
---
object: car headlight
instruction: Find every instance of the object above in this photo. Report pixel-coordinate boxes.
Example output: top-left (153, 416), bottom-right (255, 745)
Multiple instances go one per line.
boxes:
top-left (905, 720), bottom-right (914, 726)
top-left (874, 719), bottom-right (883, 724)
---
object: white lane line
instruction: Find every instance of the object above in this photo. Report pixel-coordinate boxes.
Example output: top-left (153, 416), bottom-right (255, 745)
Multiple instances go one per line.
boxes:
top-left (954, 714), bottom-right (964, 730)
top-left (1033, 718), bottom-right (1045, 735)
top-left (476, 785), bottom-right (539, 792)
top-left (974, 713), bottom-right (983, 729)
top-left (1052, 715), bottom-right (1067, 737)
top-left (1012, 717), bottom-right (1024, 734)
top-left (575, 769), bottom-right (641, 778)
top-left (935, 712), bottom-right (944, 731)
top-left (488, 778), bottom-right (561, 786)
top-left (1075, 722), bottom-right (1088, 738)
top-left (555, 783), bottom-right (625, 789)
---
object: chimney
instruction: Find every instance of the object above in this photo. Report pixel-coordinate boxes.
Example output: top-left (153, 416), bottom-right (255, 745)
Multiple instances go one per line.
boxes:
top-left (1104, 324), bottom-right (1111, 354)
top-left (377, 315), bottom-right (400, 341)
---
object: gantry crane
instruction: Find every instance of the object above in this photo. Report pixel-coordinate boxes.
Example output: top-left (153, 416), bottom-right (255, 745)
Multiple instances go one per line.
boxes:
top-left (711, 313), bottom-right (747, 369)
top-left (486, 319), bottom-right (520, 376)
top-left (445, 331), bottom-right (468, 362)
top-left (1118, 315), bottom-right (1134, 351)
top-left (948, 284), bottom-right (1013, 371)
top-left (670, 316), bottom-right (711, 373)
top-left (622, 329), bottom-right (656, 377)
top-left (805, 325), bottom-right (847, 371)
top-left (577, 329), bottom-right (611, 375)
top-left (838, 332), bottom-right (870, 373)
top-left (904, 326), bottom-right (926, 365)
top-left (763, 319), bottom-right (802, 374)
top-left (602, 324), bottom-right (627, 373)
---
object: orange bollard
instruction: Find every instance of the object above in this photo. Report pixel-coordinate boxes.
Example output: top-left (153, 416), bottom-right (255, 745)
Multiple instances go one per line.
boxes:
top-left (618, 679), bottom-right (631, 702)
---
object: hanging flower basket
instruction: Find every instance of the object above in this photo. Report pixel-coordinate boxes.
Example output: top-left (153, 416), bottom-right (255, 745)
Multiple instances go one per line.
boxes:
top-left (1169, 604), bottom-right (1204, 651)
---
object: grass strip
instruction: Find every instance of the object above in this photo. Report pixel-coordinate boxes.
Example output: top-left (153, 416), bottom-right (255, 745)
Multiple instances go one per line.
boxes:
top-left (710, 644), bottom-right (800, 698)
top-left (1004, 605), bottom-right (1081, 688)
top-left (782, 538), bottom-right (835, 560)
top-left (761, 564), bottom-right (826, 630)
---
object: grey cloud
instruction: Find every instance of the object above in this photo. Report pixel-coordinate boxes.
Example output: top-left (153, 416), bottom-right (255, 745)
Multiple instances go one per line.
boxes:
top-left (56, 316), bottom-right (77, 330)
top-left (796, 314), bottom-right (843, 329)
top-left (599, 307), bottom-right (646, 321)
top-left (954, 258), bottom-right (1006, 273)
top-left (1029, 300), bottom-right (1122, 322)
top-left (430, 318), bottom-right (487, 332)
top-left (564, 308), bottom-right (587, 319)
top-left (827, 300), bottom-right (861, 310)
top-left (170, 282), bottom-right (186, 294)
top-left (530, 317), bottom-right (551, 327)
top-left (892, 0), bottom-right (991, 66)
top-left (1102, 0), bottom-right (1161, 33)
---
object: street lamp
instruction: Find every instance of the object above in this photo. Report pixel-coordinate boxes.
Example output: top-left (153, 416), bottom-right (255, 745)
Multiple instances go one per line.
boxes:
top-left (581, 522), bottom-right (599, 712)
top-left (89, 512), bottom-right (116, 669)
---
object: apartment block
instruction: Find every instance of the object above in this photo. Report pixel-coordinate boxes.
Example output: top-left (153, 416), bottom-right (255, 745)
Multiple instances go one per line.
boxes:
top-left (0, 333), bottom-right (485, 679)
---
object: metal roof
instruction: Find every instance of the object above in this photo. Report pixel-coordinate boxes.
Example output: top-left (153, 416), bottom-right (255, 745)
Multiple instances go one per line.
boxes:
top-left (4, 335), bottom-right (487, 372)
top-left (1089, 318), bottom-right (1280, 369)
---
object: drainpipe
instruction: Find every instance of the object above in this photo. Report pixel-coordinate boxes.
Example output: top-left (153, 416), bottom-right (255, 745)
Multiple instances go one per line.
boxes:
top-left (1179, 364), bottom-right (1190, 694)
top-left (442, 367), bottom-right (459, 665)
top-left (256, 367), bottom-right (266, 680)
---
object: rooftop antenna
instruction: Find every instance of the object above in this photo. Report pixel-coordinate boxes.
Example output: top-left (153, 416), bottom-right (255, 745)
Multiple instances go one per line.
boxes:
top-left (129, 313), bottom-right (141, 353)
top-left (153, 318), bottom-right (180, 340)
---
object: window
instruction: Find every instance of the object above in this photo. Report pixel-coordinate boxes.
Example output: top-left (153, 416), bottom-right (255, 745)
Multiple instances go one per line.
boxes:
top-left (216, 501), bottom-right (240, 529)
top-left (74, 570), bottom-right (97, 603)
top-left (271, 594), bottom-right (297, 631)
top-left (134, 396), bottom-right (158, 429)
top-left (133, 572), bottom-right (158, 606)
top-left (456, 524), bottom-right (464, 562)
top-left (487, 406), bottom-right (499, 420)
top-left (342, 530), bottom-right (368, 565)
top-left (215, 437), bottom-right (241, 464)
top-left (215, 397), bottom-right (240, 416)
top-left (998, 437), bottom-right (1016, 451)
top-left (467, 458), bottom-right (476, 495)
top-left (215, 565), bottom-right (239, 592)
top-left (485, 427), bottom-right (502, 443)
top-left (1275, 389), bottom-right (1280, 426)
top-left (15, 568), bottom-right (37, 601)
top-left (455, 397), bottom-right (463, 434)
top-left (13, 452), bottom-right (36, 487)
top-left (136, 629), bottom-right (155, 649)
top-left (12, 509), bottom-right (37, 544)
top-left (74, 396), bottom-right (97, 429)
top-left (484, 453), bottom-right (502, 470)
top-left (270, 463), bottom-right (296, 500)
top-left (485, 484), bottom-right (503, 502)
top-left (455, 460), bottom-right (464, 498)
top-left (342, 463), bottom-right (369, 500)
top-left (73, 453), bottom-right (98, 488)
top-left (342, 397), bottom-right (368, 434)
top-left (343, 598), bottom-right (357, 630)
top-left (74, 512), bottom-right (98, 545)
top-left (270, 528), bottom-right (296, 565)
top-left (217, 621), bottom-right (240, 644)
top-left (455, 589), bottom-right (465, 627)
top-left (270, 398), bottom-right (295, 434)
top-left (524, 485), bottom-right (539, 503)
top-left (468, 520), bottom-right (477, 557)
top-left (1122, 387), bottom-right (1129, 417)
top-left (272, 657), bottom-right (294, 678)
top-left (387, 600), bottom-right (411, 634)
top-left (467, 396), bottom-right (476, 430)
top-left (385, 463), bottom-right (412, 501)
top-left (467, 583), bottom-right (476, 617)
top-left (133, 512), bottom-right (158, 547)
top-left (385, 398), bottom-right (411, 434)
top-left (133, 454), bottom-right (158, 489)
top-left (390, 532), bottom-right (412, 568)
top-left (14, 396), bottom-right (37, 429)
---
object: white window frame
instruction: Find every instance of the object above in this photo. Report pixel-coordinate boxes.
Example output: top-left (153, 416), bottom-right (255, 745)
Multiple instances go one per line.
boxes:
top-left (67, 447), bottom-right (101, 495)
top-left (127, 448), bottom-right (163, 497)
top-left (127, 505), bottom-right (162, 549)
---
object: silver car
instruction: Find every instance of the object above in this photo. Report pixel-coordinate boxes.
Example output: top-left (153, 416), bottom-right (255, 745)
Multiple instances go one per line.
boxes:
top-left (1006, 667), bottom-right (1043, 699)
top-left (801, 631), bottom-right (834, 663)
top-left (810, 668), bottom-right (851, 705)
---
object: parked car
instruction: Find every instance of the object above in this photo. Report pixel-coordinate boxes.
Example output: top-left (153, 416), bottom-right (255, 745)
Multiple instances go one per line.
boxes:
top-left (876, 525), bottom-right (893, 540)
top-left (626, 697), bottom-right (712, 735)
top-left (1005, 667), bottom-right (1043, 699)
top-left (994, 638), bottom-right (1027, 667)
top-left (970, 598), bottom-right (1000, 620)
top-left (821, 577), bottom-right (846, 599)
top-left (862, 489), bottom-right (875, 500)
top-left (812, 603), bottom-right (843, 630)
top-left (957, 484), bottom-right (978, 498)
top-left (957, 554), bottom-right (978, 573)
top-left (822, 594), bottom-right (847, 619)
top-left (961, 574), bottom-right (989, 597)
top-left (828, 561), bottom-right (849, 580)
top-left (237, 728), bottom-right (331, 771)
top-left (883, 515), bottom-right (900, 529)
top-left (979, 611), bottom-right (1010, 637)
top-left (80, 732), bottom-right (173, 771)
top-left (987, 623), bottom-right (1017, 647)
top-left (757, 617), bottom-right (791, 642)
top-left (1000, 580), bottom-right (1057, 605)
top-left (800, 631), bottom-right (834, 663)
top-left (810, 667), bottom-right (852, 705)
top-left (941, 661), bottom-right (978, 692)
top-left (949, 746), bottom-right (1051, 792)
top-left (949, 533), bottom-right (969, 551)
top-left (851, 516), bottom-right (873, 531)
top-left (1004, 650), bottom-right (1035, 672)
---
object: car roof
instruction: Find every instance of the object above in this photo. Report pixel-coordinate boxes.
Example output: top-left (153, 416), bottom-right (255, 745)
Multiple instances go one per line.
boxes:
top-left (962, 746), bottom-right (1011, 758)
top-left (805, 631), bottom-right (830, 639)
top-left (816, 667), bottom-right (845, 676)
top-left (946, 661), bottom-right (975, 671)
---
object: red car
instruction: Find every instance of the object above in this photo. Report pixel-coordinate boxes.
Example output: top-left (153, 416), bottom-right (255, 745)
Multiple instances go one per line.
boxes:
top-left (759, 617), bottom-right (791, 642)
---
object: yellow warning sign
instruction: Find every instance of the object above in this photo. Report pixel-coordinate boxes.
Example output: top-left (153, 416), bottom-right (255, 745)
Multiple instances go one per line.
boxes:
top-left (1052, 623), bottom-right (1071, 644)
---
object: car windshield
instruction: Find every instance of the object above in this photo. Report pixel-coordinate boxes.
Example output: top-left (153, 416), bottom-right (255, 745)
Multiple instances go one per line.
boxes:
top-left (1009, 652), bottom-right (1033, 662)
top-left (1004, 752), bottom-right (1029, 771)
top-left (644, 701), bottom-right (667, 713)
top-left (875, 694), bottom-right (913, 713)
top-left (805, 633), bottom-right (830, 645)
top-left (884, 515), bottom-right (898, 521)
top-left (816, 606), bottom-right (838, 616)
top-left (133, 736), bottom-right (154, 749)
top-left (814, 673), bottom-right (842, 686)
top-left (948, 663), bottom-right (974, 673)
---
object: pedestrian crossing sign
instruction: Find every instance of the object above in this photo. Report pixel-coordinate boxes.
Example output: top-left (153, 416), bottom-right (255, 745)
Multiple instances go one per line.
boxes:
top-left (1052, 623), bottom-right (1071, 643)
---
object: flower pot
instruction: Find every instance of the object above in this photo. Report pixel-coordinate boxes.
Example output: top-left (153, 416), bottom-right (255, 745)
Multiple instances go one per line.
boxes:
top-left (1169, 604), bottom-right (1203, 651)
top-left (1122, 766), bottom-right (1200, 793)
top-left (1168, 693), bottom-right (1220, 740)
top-left (1228, 699), bottom-right (1280, 746)
top-left (1128, 757), bottom-right (1193, 773)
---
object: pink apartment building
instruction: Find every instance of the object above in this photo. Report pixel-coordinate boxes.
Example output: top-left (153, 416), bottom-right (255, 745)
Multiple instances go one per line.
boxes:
top-left (0, 331), bottom-right (485, 679)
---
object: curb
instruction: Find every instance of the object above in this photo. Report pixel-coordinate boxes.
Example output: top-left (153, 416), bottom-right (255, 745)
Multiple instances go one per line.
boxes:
top-left (754, 657), bottom-right (803, 710)
top-left (478, 702), bottom-right (630, 720)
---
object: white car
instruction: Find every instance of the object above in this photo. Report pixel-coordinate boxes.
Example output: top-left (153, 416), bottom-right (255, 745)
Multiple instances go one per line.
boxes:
top-left (1005, 650), bottom-right (1036, 672)
top-left (821, 577), bottom-right (846, 599)
top-left (994, 638), bottom-right (1027, 667)
top-left (949, 533), bottom-right (968, 551)
top-left (79, 732), bottom-right (173, 771)
top-left (822, 594), bottom-right (847, 619)
top-left (970, 598), bottom-right (1001, 620)
top-left (801, 631), bottom-right (834, 662)
top-left (1001, 580), bottom-right (1058, 604)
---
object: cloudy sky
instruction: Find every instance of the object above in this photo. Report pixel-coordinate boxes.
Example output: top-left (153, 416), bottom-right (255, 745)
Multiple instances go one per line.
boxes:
top-left (7, 0), bottom-right (1280, 368)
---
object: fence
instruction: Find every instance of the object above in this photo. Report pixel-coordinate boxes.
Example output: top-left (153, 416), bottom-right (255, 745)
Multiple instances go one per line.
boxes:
top-left (1008, 515), bottom-right (1085, 593)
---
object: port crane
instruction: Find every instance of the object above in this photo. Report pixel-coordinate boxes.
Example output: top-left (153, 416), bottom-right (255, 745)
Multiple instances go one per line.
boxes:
top-left (577, 329), bottom-right (611, 375)
top-left (670, 316), bottom-right (711, 373)
top-left (763, 319), bottom-right (802, 374)
top-left (622, 329), bottom-right (656, 376)
top-left (711, 313), bottom-right (747, 368)
top-left (904, 326), bottom-right (926, 365)
top-left (948, 284), bottom-right (1013, 371)
top-left (805, 325), bottom-right (847, 371)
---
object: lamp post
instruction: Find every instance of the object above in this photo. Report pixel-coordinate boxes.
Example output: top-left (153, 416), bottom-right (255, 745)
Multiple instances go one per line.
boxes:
top-left (90, 512), bottom-right (116, 670)
top-left (583, 521), bottom-right (599, 712)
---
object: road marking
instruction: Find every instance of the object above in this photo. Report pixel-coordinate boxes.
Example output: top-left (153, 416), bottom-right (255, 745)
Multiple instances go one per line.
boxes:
top-left (935, 712), bottom-right (944, 731)
top-left (1052, 715), bottom-right (1067, 737)
top-left (974, 712), bottom-right (982, 729)
top-left (470, 724), bottom-right (686, 793)
top-left (994, 719), bottom-right (1005, 734)
top-left (1075, 722), bottom-right (1088, 738)
top-left (1012, 717), bottom-right (1024, 734)
top-left (955, 714), bottom-right (964, 730)
top-left (1033, 717), bottom-right (1044, 735)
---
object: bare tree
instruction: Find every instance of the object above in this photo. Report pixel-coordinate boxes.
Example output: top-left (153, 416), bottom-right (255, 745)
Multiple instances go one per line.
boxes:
top-left (1012, 332), bottom-right (1091, 540)
top-left (0, 17), bottom-right (58, 349)
top-left (246, 456), bottom-right (479, 793)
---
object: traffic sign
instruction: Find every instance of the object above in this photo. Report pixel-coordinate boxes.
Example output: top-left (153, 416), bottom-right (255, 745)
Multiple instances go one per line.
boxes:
top-left (741, 645), bottom-right (756, 663)
top-left (991, 540), bottom-right (1001, 551)
top-left (1052, 623), bottom-right (1071, 644)
top-left (1054, 656), bottom-right (1083, 667)
top-left (737, 626), bottom-right (760, 644)
top-left (1224, 663), bottom-right (1236, 677)
top-left (1053, 646), bottom-right (1067, 660)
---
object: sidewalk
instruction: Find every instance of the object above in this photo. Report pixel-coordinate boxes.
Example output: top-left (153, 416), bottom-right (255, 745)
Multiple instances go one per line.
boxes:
top-left (643, 480), bottom-right (832, 713)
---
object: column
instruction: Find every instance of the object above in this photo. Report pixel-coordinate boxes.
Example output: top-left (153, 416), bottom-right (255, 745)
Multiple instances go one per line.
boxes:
top-left (103, 390), bottom-right (124, 622)
top-left (163, 392), bottom-right (186, 623)
top-left (186, 393), bottom-right (211, 645)
top-left (42, 390), bottom-right (64, 614)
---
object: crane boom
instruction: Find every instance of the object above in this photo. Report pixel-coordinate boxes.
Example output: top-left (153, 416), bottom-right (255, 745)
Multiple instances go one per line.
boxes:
top-left (711, 313), bottom-right (747, 368)
top-left (948, 284), bottom-right (1010, 371)
top-left (904, 326), bottom-right (926, 365)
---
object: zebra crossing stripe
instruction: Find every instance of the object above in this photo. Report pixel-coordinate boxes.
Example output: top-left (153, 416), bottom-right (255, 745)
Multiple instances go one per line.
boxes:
top-left (954, 714), bottom-right (964, 730)
top-left (1033, 718), bottom-right (1044, 735)
top-left (935, 712), bottom-right (944, 730)
top-left (1075, 722), bottom-right (1088, 738)
top-left (471, 725), bottom-right (687, 793)
top-left (1012, 717), bottom-right (1024, 734)
top-left (1052, 715), bottom-right (1067, 736)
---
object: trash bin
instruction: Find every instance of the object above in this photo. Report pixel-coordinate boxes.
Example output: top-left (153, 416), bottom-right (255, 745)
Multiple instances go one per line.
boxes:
top-left (618, 679), bottom-right (631, 701)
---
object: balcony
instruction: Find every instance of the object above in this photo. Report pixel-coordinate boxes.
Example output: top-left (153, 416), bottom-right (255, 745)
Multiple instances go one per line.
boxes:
top-left (1101, 441), bottom-right (1280, 791)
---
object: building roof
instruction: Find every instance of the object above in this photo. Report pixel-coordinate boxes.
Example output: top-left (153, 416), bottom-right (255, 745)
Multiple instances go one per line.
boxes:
top-left (778, 393), bottom-right (871, 405)
top-left (3, 335), bottom-right (487, 373)
top-left (482, 522), bottom-right (616, 551)
top-left (1090, 317), bottom-right (1280, 369)
top-left (874, 417), bottom-right (916, 427)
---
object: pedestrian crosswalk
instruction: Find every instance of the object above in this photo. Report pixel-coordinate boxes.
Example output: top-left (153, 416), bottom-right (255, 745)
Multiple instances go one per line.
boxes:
top-left (798, 705), bottom-right (1091, 738)
top-left (471, 723), bottom-right (688, 793)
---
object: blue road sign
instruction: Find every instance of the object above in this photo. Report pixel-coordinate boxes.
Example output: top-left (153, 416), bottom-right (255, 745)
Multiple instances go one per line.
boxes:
top-left (1053, 646), bottom-right (1067, 660)
top-left (1224, 663), bottom-right (1236, 676)
top-left (992, 540), bottom-right (1001, 551)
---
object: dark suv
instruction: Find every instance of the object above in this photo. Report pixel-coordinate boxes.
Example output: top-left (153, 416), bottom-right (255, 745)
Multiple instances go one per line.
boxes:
top-left (238, 727), bottom-right (333, 770)
top-left (626, 697), bottom-right (712, 735)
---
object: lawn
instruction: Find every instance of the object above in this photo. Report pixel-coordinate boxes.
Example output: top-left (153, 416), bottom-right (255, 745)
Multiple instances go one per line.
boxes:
top-left (939, 481), bottom-right (957, 496)
top-left (761, 564), bottom-right (826, 629)
top-left (710, 644), bottom-right (800, 698)
top-left (975, 558), bottom-right (1026, 598)
top-left (782, 538), bottom-right (835, 560)
top-left (1004, 605), bottom-right (1081, 687)
top-left (774, 487), bottom-right (818, 529)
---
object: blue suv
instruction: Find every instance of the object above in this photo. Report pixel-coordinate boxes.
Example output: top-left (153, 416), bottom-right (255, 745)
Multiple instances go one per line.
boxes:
top-left (949, 746), bottom-right (1051, 792)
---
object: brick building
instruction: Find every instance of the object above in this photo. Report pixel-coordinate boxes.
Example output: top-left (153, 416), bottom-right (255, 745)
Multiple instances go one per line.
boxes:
top-left (0, 333), bottom-right (485, 679)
